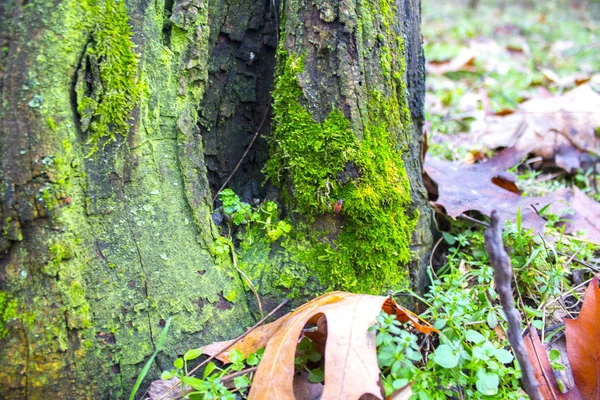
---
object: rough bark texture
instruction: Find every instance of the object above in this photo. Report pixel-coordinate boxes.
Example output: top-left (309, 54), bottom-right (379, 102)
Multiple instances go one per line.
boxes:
top-left (261, 0), bottom-right (432, 293)
top-left (0, 0), bottom-right (431, 398)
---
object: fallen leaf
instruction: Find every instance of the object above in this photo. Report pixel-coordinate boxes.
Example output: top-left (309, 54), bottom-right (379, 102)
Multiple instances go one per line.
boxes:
top-left (202, 292), bottom-right (436, 400)
top-left (381, 298), bottom-right (438, 335)
top-left (524, 277), bottom-right (600, 400)
top-left (144, 377), bottom-right (182, 400)
top-left (425, 147), bottom-right (548, 233)
top-left (293, 370), bottom-right (324, 400)
top-left (564, 276), bottom-right (600, 399)
top-left (425, 149), bottom-right (600, 241)
top-left (549, 187), bottom-right (600, 244)
top-left (469, 84), bottom-right (600, 172)
top-left (524, 328), bottom-right (582, 399)
top-left (426, 48), bottom-right (476, 75)
top-left (250, 293), bottom-right (384, 400)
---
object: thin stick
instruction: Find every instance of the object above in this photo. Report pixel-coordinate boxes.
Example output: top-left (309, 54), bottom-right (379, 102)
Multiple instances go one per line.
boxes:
top-left (485, 211), bottom-right (543, 400)
top-left (556, 250), bottom-right (600, 273)
top-left (158, 298), bottom-right (290, 400)
top-left (550, 232), bottom-right (600, 247)
top-left (228, 240), bottom-right (264, 318)
top-left (541, 276), bottom-right (594, 308)
top-left (458, 213), bottom-right (490, 227)
top-left (220, 366), bottom-right (258, 383)
top-left (212, 108), bottom-right (270, 202)
top-left (429, 237), bottom-right (443, 280)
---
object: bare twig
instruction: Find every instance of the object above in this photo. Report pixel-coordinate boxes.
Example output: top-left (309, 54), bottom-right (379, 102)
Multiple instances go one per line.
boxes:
top-left (221, 366), bottom-right (259, 383)
top-left (158, 298), bottom-right (290, 400)
top-left (541, 276), bottom-right (594, 309)
top-left (429, 237), bottom-right (443, 280)
top-left (485, 211), bottom-right (543, 400)
top-left (228, 240), bottom-right (264, 318)
top-left (550, 232), bottom-right (600, 247)
top-left (556, 249), bottom-right (600, 273)
top-left (457, 213), bottom-right (490, 227)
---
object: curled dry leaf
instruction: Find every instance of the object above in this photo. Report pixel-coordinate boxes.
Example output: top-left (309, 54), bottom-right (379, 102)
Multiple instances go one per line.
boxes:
top-left (201, 292), bottom-right (436, 400)
top-left (381, 298), bottom-right (437, 335)
top-left (469, 84), bottom-right (600, 172)
top-left (425, 147), bottom-right (548, 233)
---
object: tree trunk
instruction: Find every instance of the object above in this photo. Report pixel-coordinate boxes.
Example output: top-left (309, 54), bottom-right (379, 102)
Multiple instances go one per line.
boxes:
top-left (0, 0), bottom-right (431, 398)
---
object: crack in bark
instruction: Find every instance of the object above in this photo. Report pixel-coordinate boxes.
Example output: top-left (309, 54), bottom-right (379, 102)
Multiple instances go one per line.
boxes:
top-left (71, 35), bottom-right (93, 136)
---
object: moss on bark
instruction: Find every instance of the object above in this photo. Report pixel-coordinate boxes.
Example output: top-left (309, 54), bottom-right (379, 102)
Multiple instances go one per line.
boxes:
top-left (259, 0), bottom-right (432, 294)
top-left (0, 0), bottom-right (254, 398)
top-left (0, 0), bottom-right (431, 397)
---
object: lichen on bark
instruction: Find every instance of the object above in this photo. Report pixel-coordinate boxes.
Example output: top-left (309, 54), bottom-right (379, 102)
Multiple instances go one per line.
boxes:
top-left (0, 0), bottom-right (255, 398)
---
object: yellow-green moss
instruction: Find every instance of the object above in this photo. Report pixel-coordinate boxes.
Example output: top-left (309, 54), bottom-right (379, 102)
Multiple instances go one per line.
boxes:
top-left (79, 0), bottom-right (140, 149)
top-left (0, 292), bottom-right (17, 338)
top-left (265, 54), bottom-right (358, 214)
top-left (266, 52), bottom-right (418, 294)
top-left (0, 292), bottom-right (35, 339)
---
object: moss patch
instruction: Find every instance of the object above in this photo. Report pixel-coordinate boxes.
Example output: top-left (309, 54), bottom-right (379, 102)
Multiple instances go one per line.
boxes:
top-left (266, 52), bottom-right (418, 293)
top-left (265, 54), bottom-right (358, 214)
top-left (76, 0), bottom-right (141, 150)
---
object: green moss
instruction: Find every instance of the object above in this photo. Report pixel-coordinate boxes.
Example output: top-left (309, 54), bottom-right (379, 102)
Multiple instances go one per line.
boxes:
top-left (0, 292), bottom-right (35, 339)
top-left (266, 50), bottom-right (417, 293)
top-left (0, 292), bottom-right (17, 338)
top-left (238, 224), bottom-right (314, 300)
top-left (81, 0), bottom-right (140, 150)
top-left (265, 54), bottom-right (358, 214)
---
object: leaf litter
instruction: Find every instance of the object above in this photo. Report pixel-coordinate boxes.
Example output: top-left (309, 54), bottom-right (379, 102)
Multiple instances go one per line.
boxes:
top-left (525, 277), bottom-right (600, 399)
top-left (200, 292), bottom-right (436, 400)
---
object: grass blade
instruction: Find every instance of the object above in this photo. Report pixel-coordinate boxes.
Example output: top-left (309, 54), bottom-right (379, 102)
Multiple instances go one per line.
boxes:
top-left (129, 317), bottom-right (172, 400)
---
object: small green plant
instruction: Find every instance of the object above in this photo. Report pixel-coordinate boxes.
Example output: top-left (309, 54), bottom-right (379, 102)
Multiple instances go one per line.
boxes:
top-left (370, 313), bottom-right (422, 395)
top-left (220, 189), bottom-right (253, 226)
top-left (294, 337), bottom-right (324, 383)
top-left (160, 348), bottom-right (264, 399)
top-left (399, 268), bottom-right (523, 400)
top-left (218, 189), bottom-right (292, 243)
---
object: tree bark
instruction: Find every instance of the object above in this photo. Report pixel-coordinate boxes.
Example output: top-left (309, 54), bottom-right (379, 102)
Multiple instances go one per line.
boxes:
top-left (0, 0), bottom-right (431, 398)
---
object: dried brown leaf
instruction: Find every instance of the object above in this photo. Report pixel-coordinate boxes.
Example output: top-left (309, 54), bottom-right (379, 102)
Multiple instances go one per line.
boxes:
top-left (248, 292), bottom-right (385, 400)
top-left (425, 147), bottom-right (548, 233)
top-left (524, 328), bottom-right (582, 399)
top-left (564, 276), bottom-right (600, 399)
top-left (549, 188), bottom-right (600, 244)
top-left (469, 84), bottom-right (600, 172)
top-left (425, 149), bottom-right (600, 241)
top-left (201, 292), bottom-right (436, 400)
top-left (293, 370), bottom-right (324, 400)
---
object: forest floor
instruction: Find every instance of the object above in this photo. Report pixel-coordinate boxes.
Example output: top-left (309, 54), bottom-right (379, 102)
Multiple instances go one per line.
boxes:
top-left (419, 0), bottom-right (600, 398)
top-left (136, 1), bottom-right (600, 399)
